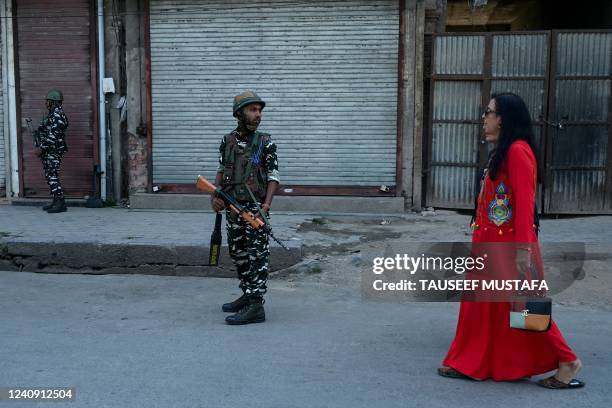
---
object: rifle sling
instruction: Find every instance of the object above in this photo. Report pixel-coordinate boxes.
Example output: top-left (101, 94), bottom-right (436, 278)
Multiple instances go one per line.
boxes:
top-left (245, 184), bottom-right (270, 227)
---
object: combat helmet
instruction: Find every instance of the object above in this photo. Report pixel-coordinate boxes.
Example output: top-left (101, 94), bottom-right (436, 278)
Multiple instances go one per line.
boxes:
top-left (233, 91), bottom-right (265, 117)
top-left (46, 89), bottom-right (64, 101)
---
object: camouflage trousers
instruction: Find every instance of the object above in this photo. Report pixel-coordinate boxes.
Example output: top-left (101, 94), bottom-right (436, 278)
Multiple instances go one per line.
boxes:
top-left (226, 202), bottom-right (269, 298)
top-left (42, 151), bottom-right (64, 199)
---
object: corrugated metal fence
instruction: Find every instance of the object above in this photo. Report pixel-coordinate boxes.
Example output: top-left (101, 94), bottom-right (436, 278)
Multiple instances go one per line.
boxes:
top-left (546, 32), bottom-right (612, 213)
top-left (427, 30), bottom-right (611, 214)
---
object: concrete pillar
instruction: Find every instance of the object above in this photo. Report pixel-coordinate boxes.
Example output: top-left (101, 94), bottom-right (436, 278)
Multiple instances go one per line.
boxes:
top-left (400, 0), bottom-right (426, 211)
top-left (125, 0), bottom-right (148, 195)
top-left (104, 0), bottom-right (125, 202)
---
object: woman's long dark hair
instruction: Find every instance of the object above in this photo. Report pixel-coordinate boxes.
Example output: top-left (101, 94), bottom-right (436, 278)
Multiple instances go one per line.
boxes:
top-left (488, 92), bottom-right (539, 181)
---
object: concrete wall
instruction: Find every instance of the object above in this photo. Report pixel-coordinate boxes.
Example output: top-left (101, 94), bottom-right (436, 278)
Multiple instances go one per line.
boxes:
top-left (104, 0), bottom-right (127, 202)
top-left (125, 0), bottom-right (148, 195)
top-left (424, 0), bottom-right (447, 33)
top-left (400, 0), bottom-right (426, 211)
top-left (103, 0), bottom-right (146, 201)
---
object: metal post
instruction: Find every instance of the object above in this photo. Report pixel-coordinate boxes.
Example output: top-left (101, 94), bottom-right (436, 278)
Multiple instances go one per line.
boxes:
top-left (97, 0), bottom-right (107, 200)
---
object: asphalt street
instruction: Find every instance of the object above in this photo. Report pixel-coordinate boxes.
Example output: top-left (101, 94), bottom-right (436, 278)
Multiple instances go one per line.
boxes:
top-left (1, 271), bottom-right (609, 408)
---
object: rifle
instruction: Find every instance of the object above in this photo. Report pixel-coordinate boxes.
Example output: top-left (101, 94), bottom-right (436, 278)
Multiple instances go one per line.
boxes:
top-left (196, 175), bottom-right (264, 230)
top-left (195, 175), bottom-right (290, 250)
top-left (25, 117), bottom-right (41, 148)
top-left (209, 212), bottom-right (223, 266)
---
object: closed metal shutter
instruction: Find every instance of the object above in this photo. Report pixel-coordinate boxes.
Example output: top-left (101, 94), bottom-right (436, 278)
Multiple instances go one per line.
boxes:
top-left (16, 0), bottom-right (95, 198)
top-left (150, 0), bottom-right (399, 188)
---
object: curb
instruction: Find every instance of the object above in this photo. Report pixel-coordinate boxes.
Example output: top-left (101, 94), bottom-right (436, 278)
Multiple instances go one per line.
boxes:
top-left (0, 240), bottom-right (302, 277)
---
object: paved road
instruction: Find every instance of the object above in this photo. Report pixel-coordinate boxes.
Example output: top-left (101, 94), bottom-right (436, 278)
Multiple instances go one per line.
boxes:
top-left (1, 271), bottom-right (609, 408)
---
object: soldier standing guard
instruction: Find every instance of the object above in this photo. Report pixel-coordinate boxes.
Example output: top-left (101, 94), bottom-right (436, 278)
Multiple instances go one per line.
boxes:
top-left (211, 91), bottom-right (280, 325)
top-left (36, 90), bottom-right (69, 213)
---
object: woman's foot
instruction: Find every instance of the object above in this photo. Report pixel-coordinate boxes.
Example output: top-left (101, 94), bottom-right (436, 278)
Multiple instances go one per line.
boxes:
top-left (538, 359), bottom-right (585, 389)
top-left (437, 367), bottom-right (472, 380)
top-left (537, 376), bottom-right (585, 389)
top-left (556, 359), bottom-right (582, 384)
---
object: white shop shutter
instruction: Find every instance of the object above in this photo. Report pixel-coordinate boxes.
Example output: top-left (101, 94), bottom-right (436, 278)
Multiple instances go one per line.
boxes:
top-left (150, 0), bottom-right (399, 187)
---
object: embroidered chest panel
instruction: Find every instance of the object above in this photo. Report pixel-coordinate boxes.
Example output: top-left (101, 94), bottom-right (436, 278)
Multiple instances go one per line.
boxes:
top-left (487, 181), bottom-right (513, 226)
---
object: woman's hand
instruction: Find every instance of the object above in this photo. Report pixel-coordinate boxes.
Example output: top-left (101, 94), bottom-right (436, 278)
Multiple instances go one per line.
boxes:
top-left (515, 247), bottom-right (532, 278)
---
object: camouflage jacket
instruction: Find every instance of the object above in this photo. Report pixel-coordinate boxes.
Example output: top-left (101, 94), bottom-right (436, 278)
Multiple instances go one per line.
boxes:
top-left (39, 106), bottom-right (69, 152)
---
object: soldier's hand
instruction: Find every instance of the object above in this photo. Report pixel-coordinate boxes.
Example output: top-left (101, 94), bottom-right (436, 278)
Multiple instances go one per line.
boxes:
top-left (34, 147), bottom-right (43, 157)
top-left (261, 203), bottom-right (271, 215)
top-left (211, 196), bottom-right (225, 212)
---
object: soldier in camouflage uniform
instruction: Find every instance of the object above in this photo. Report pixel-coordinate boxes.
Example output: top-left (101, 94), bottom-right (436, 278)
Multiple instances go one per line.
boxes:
top-left (211, 91), bottom-right (280, 325)
top-left (37, 90), bottom-right (69, 213)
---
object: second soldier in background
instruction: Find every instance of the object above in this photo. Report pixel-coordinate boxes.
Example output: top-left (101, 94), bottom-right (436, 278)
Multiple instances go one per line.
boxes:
top-left (211, 91), bottom-right (280, 325)
top-left (37, 90), bottom-right (69, 213)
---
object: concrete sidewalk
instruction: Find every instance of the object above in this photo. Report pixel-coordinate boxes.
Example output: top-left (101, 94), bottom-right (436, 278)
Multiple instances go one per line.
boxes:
top-left (2, 202), bottom-right (612, 278)
top-left (0, 204), bottom-right (304, 277)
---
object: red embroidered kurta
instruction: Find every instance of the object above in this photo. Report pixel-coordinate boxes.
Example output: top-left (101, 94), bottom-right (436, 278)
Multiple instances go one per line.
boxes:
top-left (442, 140), bottom-right (577, 380)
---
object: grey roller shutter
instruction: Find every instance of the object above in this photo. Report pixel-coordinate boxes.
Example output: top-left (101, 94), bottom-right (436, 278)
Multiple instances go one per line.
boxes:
top-left (150, 0), bottom-right (399, 187)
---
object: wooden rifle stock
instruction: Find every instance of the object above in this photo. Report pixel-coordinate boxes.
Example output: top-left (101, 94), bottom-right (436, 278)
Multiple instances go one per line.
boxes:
top-left (195, 175), bottom-right (216, 194)
top-left (195, 175), bottom-right (265, 230)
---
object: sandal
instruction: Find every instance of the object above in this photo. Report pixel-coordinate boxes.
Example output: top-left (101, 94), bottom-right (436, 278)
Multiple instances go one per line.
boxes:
top-left (437, 367), bottom-right (472, 380)
top-left (537, 376), bottom-right (585, 389)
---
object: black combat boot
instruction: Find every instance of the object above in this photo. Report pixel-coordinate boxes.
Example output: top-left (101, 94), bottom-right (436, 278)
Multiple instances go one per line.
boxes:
top-left (43, 197), bottom-right (58, 211)
top-left (222, 293), bottom-right (248, 313)
top-left (225, 297), bottom-right (265, 325)
top-left (46, 197), bottom-right (67, 213)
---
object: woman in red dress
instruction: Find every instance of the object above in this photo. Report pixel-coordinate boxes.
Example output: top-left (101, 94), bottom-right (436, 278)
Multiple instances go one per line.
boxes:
top-left (438, 93), bottom-right (584, 389)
